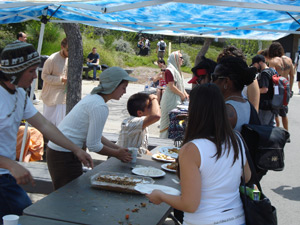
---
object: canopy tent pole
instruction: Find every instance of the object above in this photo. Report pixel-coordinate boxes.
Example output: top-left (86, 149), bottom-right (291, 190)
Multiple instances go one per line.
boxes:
top-left (19, 21), bottom-right (46, 162)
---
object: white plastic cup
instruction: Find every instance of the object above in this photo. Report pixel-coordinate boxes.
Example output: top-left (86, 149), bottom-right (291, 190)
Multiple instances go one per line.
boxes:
top-left (128, 147), bottom-right (138, 163)
top-left (2, 214), bottom-right (19, 225)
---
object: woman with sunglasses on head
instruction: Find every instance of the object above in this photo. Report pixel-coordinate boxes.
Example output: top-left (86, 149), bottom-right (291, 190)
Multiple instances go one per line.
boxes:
top-left (159, 51), bottom-right (189, 138)
top-left (147, 83), bottom-right (251, 225)
top-left (212, 56), bottom-right (257, 132)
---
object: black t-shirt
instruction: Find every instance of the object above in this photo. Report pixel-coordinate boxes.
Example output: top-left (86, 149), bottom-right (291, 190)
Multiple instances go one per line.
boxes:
top-left (258, 68), bottom-right (274, 110)
top-left (87, 53), bottom-right (100, 63)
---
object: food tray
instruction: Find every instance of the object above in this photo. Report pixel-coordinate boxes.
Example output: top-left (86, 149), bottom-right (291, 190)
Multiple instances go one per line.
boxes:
top-left (90, 171), bottom-right (154, 194)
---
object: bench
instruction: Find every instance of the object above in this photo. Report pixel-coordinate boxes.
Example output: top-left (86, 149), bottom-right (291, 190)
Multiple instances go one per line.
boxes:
top-left (82, 64), bottom-right (109, 80)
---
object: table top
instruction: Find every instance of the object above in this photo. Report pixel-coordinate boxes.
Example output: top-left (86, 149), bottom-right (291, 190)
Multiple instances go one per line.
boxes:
top-left (19, 215), bottom-right (76, 225)
top-left (24, 147), bottom-right (180, 225)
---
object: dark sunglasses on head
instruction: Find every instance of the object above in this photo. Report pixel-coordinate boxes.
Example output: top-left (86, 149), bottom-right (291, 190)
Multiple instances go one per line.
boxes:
top-left (211, 73), bottom-right (227, 82)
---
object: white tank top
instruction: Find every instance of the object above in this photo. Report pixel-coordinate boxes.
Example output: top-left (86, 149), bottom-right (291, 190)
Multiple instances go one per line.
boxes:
top-left (183, 138), bottom-right (246, 225)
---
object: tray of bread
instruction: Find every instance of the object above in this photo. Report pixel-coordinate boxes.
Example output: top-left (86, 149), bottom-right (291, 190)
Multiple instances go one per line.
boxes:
top-left (90, 171), bottom-right (154, 194)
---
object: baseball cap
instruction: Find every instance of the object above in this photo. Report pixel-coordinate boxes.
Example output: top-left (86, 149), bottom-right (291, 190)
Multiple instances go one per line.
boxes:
top-left (188, 69), bottom-right (207, 84)
top-left (251, 55), bottom-right (265, 66)
top-left (91, 67), bottom-right (138, 94)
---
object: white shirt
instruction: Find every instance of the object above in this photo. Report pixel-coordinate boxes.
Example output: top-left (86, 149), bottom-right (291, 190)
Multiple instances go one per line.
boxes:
top-left (157, 41), bottom-right (166, 52)
top-left (0, 86), bottom-right (37, 174)
top-left (116, 116), bottom-right (148, 154)
top-left (48, 94), bottom-right (108, 153)
top-left (183, 138), bottom-right (246, 225)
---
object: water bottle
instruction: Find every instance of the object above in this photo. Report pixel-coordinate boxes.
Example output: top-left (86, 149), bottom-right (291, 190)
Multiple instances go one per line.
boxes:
top-left (144, 82), bottom-right (149, 92)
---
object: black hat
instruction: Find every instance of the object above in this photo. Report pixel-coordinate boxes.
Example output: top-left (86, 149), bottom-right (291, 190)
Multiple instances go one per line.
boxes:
top-left (251, 54), bottom-right (265, 66)
top-left (0, 40), bottom-right (40, 85)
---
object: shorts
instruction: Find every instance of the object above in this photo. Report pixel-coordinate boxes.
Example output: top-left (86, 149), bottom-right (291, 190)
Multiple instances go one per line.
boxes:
top-left (273, 105), bottom-right (288, 117)
top-left (297, 72), bottom-right (300, 81)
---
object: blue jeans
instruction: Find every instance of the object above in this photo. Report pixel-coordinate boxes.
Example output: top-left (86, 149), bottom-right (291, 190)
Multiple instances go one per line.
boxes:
top-left (0, 174), bottom-right (32, 222)
top-left (87, 62), bottom-right (101, 80)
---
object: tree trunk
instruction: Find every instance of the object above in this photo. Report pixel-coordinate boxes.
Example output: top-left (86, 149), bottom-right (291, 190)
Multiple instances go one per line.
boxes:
top-left (194, 38), bottom-right (212, 66)
top-left (63, 23), bottom-right (83, 114)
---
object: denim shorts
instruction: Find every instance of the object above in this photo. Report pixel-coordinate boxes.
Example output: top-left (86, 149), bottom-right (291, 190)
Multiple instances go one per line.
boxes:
top-left (0, 174), bottom-right (32, 222)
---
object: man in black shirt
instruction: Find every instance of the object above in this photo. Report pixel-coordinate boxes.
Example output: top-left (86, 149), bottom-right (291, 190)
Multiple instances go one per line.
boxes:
top-left (251, 55), bottom-right (276, 126)
top-left (87, 47), bottom-right (101, 80)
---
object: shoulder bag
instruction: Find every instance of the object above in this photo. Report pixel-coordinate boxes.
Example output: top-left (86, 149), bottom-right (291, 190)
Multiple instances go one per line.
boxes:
top-left (236, 132), bottom-right (277, 225)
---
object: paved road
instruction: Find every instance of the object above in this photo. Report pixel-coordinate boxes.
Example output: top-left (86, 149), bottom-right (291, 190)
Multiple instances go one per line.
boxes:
top-left (260, 86), bottom-right (300, 225)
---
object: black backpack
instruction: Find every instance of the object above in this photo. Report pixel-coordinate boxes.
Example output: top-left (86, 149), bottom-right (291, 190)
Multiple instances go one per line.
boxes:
top-left (159, 41), bottom-right (165, 51)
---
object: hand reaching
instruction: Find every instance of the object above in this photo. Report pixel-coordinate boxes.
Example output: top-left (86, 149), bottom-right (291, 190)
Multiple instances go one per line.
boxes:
top-left (116, 148), bottom-right (132, 163)
top-left (146, 190), bottom-right (164, 205)
top-left (74, 150), bottom-right (94, 169)
top-left (10, 163), bottom-right (35, 186)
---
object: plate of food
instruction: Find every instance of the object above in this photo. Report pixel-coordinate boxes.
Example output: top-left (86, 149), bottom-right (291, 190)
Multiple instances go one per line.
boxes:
top-left (152, 153), bottom-right (176, 162)
top-left (161, 162), bottom-right (178, 173)
top-left (90, 171), bottom-right (154, 194)
top-left (134, 184), bottom-right (180, 196)
top-left (159, 146), bottom-right (180, 158)
top-left (132, 166), bottom-right (165, 178)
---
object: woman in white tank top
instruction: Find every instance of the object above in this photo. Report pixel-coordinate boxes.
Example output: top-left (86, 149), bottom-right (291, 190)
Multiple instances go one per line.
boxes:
top-left (146, 84), bottom-right (251, 225)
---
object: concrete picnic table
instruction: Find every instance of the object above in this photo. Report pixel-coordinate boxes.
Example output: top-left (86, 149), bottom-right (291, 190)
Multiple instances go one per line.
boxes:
top-left (23, 146), bottom-right (180, 225)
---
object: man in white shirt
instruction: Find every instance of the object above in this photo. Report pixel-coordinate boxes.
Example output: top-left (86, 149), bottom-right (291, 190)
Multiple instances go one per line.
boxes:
top-left (156, 37), bottom-right (167, 60)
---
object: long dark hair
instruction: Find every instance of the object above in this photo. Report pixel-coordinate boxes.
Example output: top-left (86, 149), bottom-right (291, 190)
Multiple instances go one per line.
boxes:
top-left (183, 83), bottom-right (239, 163)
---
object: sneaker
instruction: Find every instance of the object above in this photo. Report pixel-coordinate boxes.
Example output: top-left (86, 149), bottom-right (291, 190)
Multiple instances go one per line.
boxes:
top-left (32, 99), bottom-right (40, 105)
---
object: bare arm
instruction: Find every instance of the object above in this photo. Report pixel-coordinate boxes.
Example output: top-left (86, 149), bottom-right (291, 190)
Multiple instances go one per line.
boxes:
top-left (142, 94), bottom-right (161, 129)
top-left (146, 142), bottom-right (201, 213)
top-left (99, 136), bottom-right (132, 162)
top-left (247, 80), bottom-right (260, 112)
top-left (0, 156), bottom-right (35, 185)
top-left (27, 112), bottom-right (94, 168)
top-left (260, 87), bottom-right (268, 94)
top-left (168, 81), bottom-right (186, 101)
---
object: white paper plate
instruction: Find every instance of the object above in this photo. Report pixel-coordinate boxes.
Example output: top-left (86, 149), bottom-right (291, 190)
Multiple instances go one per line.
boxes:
top-left (161, 163), bottom-right (177, 173)
top-left (132, 167), bottom-right (165, 178)
top-left (152, 153), bottom-right (176, 162)
top-left (177, 105), bottom-right (188, 111)
top-left (159, 146), bottom-right (180, 159)
top-left (135, 184), bottom-right (180, 196)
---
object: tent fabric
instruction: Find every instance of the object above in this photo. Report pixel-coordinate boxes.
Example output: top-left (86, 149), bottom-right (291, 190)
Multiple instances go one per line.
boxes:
top-left (1, 0), bottom-right (300, 40)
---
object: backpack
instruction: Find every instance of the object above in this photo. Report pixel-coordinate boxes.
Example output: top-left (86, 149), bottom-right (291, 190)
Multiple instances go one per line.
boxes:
top-left (159, 41), bottom-right (165, 51)
top-left (271, 72), bottom-right (290, 109)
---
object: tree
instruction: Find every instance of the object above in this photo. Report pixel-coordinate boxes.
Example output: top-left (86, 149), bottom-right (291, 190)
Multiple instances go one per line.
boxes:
top-left (192, 38), bottom-right (213, 88)
top-left (194, 38), bottom-right (213, 66)
top-left (63, 23), bottom-right (83, 114)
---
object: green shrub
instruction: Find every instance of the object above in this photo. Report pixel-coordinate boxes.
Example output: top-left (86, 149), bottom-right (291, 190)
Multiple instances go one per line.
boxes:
top-left (0, 31), bottom-right (15, 52)
top-left (113, 39), bottom-right (135, 54)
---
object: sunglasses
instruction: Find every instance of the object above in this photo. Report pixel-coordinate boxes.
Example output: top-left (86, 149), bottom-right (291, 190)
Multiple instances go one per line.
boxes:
top-left (211, 73), bottom-right (227, 82)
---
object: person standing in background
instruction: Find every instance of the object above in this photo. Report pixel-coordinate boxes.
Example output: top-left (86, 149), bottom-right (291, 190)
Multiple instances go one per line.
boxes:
top-left (294, 48), bottom-right (300, 95)
top-left (156, 37), bottom-right (167, 60)
top-left (268, 42), bottom-right (294, 132)
top-left (40, 38), bottom-right (68, 126)
top-left (160, 51), bottom-right (188, 138)
top-left (87, 47), bottom-right (101, 81)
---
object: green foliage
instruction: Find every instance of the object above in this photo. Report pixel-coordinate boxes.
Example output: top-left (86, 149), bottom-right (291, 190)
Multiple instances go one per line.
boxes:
top-left (113, 39), bottom-right (135, 54)
top-left (0, 30), bottom-right (15, 52)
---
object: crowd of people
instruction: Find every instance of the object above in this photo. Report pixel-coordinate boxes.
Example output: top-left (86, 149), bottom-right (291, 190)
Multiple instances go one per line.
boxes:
top-left (0, 32), bottom-right (295, 224)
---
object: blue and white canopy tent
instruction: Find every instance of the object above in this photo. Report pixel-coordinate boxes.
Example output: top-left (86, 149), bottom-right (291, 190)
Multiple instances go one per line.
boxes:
top-left (1, 0), bottom-right (300, 41)
top-left (1, 0), bottom-right (300, 161)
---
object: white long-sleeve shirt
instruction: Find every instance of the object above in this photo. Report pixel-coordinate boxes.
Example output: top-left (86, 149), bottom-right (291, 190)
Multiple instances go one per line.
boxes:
top-left (48, 94), bottom-right (108, 153)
